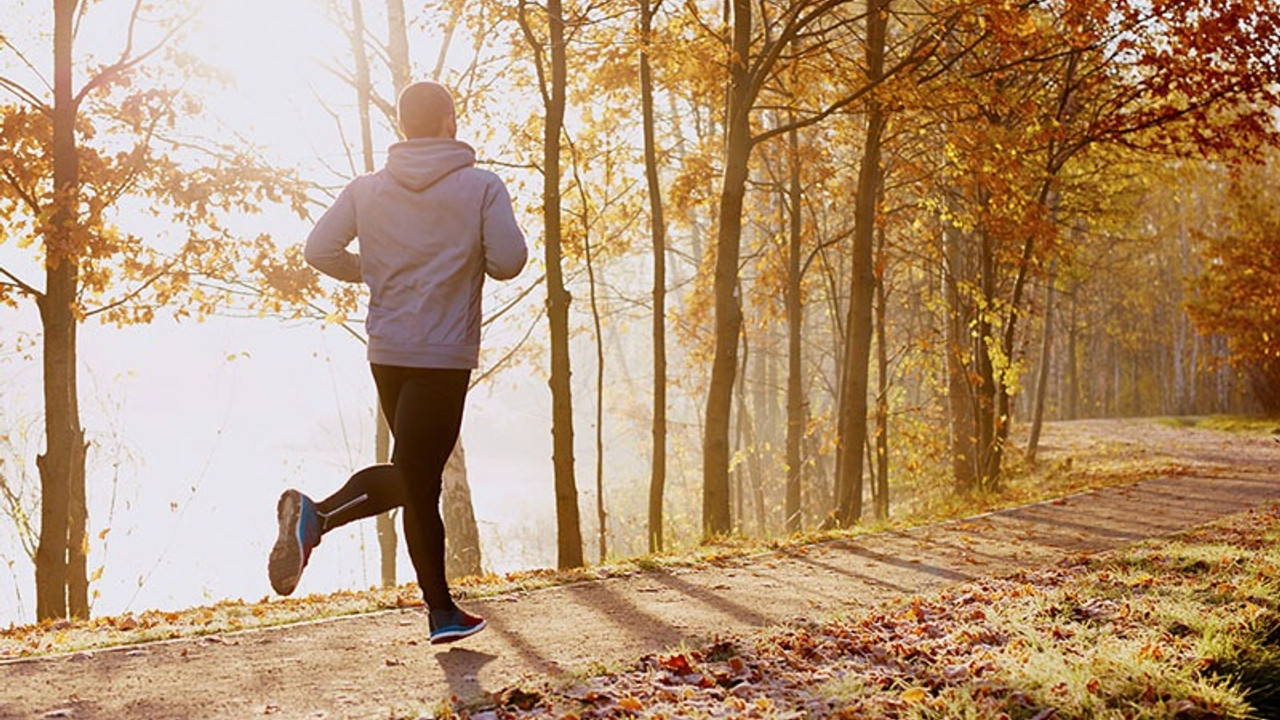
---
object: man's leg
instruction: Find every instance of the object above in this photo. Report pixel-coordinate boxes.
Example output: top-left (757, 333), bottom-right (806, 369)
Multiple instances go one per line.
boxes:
top-left (387, 367), bottom-right (470, 612)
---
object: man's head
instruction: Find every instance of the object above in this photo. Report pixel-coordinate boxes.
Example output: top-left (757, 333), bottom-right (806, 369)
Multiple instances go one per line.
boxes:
top-left (397, 81), bottom-right (456, 139)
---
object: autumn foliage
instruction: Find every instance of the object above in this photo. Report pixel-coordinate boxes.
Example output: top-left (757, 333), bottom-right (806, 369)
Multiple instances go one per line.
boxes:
top-left (1188, 158), bottom-right (1280, 415)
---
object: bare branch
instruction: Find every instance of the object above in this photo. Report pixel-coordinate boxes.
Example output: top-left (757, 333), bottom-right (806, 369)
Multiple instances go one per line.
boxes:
top-left (0, 75), bottom-right (48, 110)
top-left (73, 6), bottom-right (199, 108)
top-left (0, 35), bottom-right (52, 96)
top-left (472, 311), bottom-right (540, 388)
top-left (0, 266), bottom-right (43, 300)
top-left (516, 0), bottom-right (552, 109)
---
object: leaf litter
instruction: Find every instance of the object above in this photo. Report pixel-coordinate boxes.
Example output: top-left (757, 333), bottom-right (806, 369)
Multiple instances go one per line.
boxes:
top-left (445, 505), bottom-right (1280, 720)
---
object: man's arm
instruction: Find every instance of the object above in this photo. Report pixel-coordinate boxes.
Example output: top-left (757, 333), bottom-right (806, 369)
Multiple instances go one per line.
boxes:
top-left (481, 180), bottom-right (528, 280)
top-left (304, 184), bottom-right (363, 283)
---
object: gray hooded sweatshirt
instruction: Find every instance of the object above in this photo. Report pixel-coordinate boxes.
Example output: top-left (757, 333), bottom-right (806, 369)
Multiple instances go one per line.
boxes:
top-left (305, 138), bottom-right (528, 369)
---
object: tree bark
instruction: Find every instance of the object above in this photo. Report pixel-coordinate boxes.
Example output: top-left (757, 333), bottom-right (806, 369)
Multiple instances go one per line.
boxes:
top-left (35, 0), bottom-right (88, 622)
top-left (540, 0), bottom-right (584, 568)
top-left (1066, 284), bottom-right (1079, 420)
top-left (833, 0), bottom-right (888, 526)
top-left (944, 223), bottom-right (978, 493)
top-left (702, 0), bottom-right (752, 538)
top-left (441, 441), bottom-right (482, 579)
top-left (1026, 259), bottom-right (1058, 464)
top-left (784, 122), bottom-right (804, 534)
top-left (584, 200), bottom-right (607, 563)
top-left (373, 411), bottom-right (398, 586)
top-left (873, 225), bottom-right (889, 521)
top-left (385, 0), bottom-right (411, 94)
top-left (640, 0), bottom-right (668, 554)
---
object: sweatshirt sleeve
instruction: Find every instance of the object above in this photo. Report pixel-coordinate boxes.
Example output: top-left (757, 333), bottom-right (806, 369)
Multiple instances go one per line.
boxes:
top-left (481, 179), bottom-right (528, 281)
top-left (304, 184), bottom-right (363, 283)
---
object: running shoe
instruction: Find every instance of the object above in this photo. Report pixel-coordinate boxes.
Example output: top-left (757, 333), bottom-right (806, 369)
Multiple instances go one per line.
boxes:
top-left (268, 489), bottom-right (322, 596)
top-left (429, 606), bottom-right (487, 644)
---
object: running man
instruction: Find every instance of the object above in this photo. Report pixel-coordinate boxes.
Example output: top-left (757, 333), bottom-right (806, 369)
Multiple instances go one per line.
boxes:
top-left (268, 81), bottom-right (527, 644)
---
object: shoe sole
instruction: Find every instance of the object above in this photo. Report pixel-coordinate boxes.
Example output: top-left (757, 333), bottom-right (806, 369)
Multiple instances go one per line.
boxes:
top-left (268, 490), bottom-right (303, 596)
top-left (430, 619), bottom-right (487, 645)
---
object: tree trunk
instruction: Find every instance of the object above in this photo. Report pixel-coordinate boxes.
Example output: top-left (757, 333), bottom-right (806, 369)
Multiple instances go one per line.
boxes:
top-left (973, 225), bottom-right (999, 490)
top-left (784, 122), bottom-right (804, 534)
top-left (873, 225), bottom-right (889, 521)
top-left (1066, 285), bottom-right (1079, 420)
top-left (833, 0), bottom-right (887, 526)
top-left (737, 339), bottom-right (766, 536)
top-left (585, 203), bottom-right (607, 563)
top-left (385, 0), bottom-right (410, 95)
top-left (441, 441), bottom-right (482, 579)
top-left (1026, 259), bottom-right (1058, 464)
top-left (544, 0), bottom-right (583, 569)
top-left (944, 223), bottom-right (978, 492)
top-left (374, 412), bottom-right (397, 586)
top-left (640, 0), bottom-right (668, 554)
top-left (702, 0), bottom-right (752, 538)
top-left (35, 0), bottom-right (87, 622)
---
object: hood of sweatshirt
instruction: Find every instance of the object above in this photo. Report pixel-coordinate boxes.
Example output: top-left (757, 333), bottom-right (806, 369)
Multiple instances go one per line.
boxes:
top-left (385, 138), bottom-right (476, 192)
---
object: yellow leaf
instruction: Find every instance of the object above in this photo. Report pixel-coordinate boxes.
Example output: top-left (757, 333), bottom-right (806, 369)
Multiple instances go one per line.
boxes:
top-left (901, 687), bottom-right (927, 703)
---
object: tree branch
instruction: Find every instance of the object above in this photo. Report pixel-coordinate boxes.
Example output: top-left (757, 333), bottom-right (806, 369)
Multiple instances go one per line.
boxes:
top-left (82, 258), bottom-right (181, 320)
top-left (483, 273), bottom-right (546, 328)
top-left (472, 311), bottom-right (540, 388)
top-left (0, 75), bottom-right (48, 110)
top-left (0, 266), bottom-right (43, 300)
top-left (0, 34), bottom-right (52, 98)
top-left (73, 6), bottom-right (198, 108)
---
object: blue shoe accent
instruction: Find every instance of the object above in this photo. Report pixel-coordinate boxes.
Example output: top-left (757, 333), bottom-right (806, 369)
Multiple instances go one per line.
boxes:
top-left (429, 607), bottom-right (486, 644)
top-left (297, 494), bottom-right (322, 554)
top-left (268, 489), bottom-right (321, 596)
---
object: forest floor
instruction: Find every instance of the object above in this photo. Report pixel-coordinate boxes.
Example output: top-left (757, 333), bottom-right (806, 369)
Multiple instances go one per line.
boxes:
top-left (1, 418), bottom-right (1278, 720)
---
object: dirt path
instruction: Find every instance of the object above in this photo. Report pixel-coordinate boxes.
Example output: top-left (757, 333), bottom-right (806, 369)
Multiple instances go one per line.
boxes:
top-left (2, 419), bottom-right (1276, 720)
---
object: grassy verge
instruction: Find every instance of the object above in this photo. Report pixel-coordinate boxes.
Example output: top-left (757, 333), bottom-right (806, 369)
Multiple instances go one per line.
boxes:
top-left (1157, 415), bottom-right (1280, 434)
top-left (0, 421), bottom-right (1208, 660)
top-left (449, 504), bottom-right (1280, 720)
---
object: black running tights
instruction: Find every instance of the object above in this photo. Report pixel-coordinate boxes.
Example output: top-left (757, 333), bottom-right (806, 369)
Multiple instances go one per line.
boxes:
top-left (315, 364), bottom-right (470, 612)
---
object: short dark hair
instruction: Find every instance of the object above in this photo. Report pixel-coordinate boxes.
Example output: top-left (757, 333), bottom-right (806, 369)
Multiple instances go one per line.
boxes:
top-left (397, 82), bottom-right (455, 139)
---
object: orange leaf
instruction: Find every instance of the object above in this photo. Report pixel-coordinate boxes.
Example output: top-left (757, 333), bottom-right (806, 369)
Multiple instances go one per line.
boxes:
top-left (901, 687), bottom-right (927, 703)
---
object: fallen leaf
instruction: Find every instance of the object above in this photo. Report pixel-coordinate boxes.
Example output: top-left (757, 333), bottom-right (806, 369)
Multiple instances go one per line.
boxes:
top-left (501, 688), bottom-right (542, 711)
top-left (901, 687), bottom-right (927, 703)
top-left (659, 653), bottom-right (694, 675)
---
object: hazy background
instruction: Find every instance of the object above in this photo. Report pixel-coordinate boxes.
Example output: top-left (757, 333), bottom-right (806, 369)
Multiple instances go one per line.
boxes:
top-left (0, 0), bottom-right (591, 625)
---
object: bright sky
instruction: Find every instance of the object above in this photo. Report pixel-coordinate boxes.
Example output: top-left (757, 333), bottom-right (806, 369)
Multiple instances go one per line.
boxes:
top-left (0, 0), bottom-right (618, 625)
